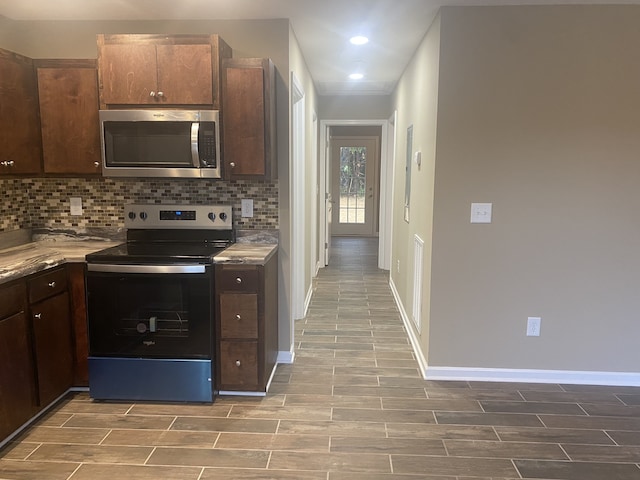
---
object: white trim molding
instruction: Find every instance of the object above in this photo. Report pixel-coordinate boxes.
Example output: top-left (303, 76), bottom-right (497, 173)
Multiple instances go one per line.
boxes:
top-left (425, 367), bottom-right (640, 387)
top-left (277, 348), bottom-right (295, 364)
top-left (389, 277), bottom-right (428, 378)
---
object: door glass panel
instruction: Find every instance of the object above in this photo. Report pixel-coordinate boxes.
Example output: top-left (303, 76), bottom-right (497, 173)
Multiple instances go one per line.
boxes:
top-left (339, 146), bottom-right (367, 224)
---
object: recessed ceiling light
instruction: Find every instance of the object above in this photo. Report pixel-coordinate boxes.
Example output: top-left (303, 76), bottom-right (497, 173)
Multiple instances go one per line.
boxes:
top-left (349, 73), bottom-right (364, 80)
top-left (350, 36), bottom-right (369, 46)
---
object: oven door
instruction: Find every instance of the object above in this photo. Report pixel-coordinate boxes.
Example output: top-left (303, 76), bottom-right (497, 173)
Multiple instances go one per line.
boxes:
top-left (86, 264), bottom-right (212, 359)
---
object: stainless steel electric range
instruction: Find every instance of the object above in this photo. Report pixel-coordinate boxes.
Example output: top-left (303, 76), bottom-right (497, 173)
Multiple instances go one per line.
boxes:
top-left (85, 204), bottom-right (234, 403)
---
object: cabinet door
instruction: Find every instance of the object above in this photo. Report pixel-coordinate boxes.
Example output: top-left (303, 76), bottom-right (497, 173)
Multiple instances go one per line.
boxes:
top-left (0, 49), bottom-right (42, 175)
top-left (219, 340), bottom-right (259, 387)
top-left (156, 44), bottom-right (213, 105)
top-left (0, 311), bottom-right (36, 440)
top-left (98, 44), bottom-right (158, 105)
top-left (37, 63), bottom-right (101, 174)
top-left (222, 58), bottom-right (276, 180)
top-left (220, 293), bottom-right (258, 339)
top-left (31, 292), bottom-right (73, 406)
top-left (67, 263), bottom-right (89, 386)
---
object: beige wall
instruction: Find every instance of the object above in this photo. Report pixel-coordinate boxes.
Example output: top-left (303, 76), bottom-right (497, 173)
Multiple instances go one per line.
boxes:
top-left (318, 95), bottom-right (391, 120)
top-left (398, 5), bottom-right (640, 373)
top-left (391, 14), bottom-right (441, 366)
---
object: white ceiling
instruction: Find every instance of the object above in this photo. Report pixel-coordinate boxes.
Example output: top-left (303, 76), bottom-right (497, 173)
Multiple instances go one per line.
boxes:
top-left (1, 0), bottom-right (638, 96)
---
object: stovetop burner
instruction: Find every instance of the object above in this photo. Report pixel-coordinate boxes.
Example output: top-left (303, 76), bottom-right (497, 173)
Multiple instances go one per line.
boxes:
top-left (86, 204), bottom-right (234, 265)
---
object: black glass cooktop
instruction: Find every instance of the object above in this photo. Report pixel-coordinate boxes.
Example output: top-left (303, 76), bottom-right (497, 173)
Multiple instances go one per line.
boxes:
top-left (86, 228), bottom-right (234, 265)
top-left (85, 242), bottom-right (228, 264)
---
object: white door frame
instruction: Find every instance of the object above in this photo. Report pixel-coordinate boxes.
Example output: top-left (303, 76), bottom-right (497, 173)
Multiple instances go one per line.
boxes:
top-left (319, 119), bottom-right (392, 270)
top-left (311, 111), bottom-right (319, 276)
top-left (291, 73), bottom-right (306, 321)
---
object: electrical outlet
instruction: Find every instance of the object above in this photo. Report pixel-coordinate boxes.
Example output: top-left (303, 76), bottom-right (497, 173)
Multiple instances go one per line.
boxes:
top-left (241, 199), bottom-right (254, 218)
top-left (70, 197), bottom-right (83, 216)
top-left (527, 317), bottom-right (541, 337)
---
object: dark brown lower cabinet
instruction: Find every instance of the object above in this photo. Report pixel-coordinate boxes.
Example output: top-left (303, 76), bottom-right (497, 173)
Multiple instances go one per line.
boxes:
top-left (67, 263), bottom-right (89, 385)
top-left (215, 252), bottom-right (278, 393)
top-left (0, 308), bottom-right (37, 440)
top-left (31, 291), bottom-right (73, 407)
top-left (0, 267), bottom-right (75, 443)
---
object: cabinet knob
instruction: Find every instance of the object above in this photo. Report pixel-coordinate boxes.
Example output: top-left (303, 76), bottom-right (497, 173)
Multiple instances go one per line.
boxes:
top-left (230, 162), bottom-right (236, 168)
top-left (48, 281), bottom-right (56, 288)
top-left (157, 91), bottom-right (164, 97)
top-left (34, 313), bottom-right (42, 319)
top-left (1, 160), bottom-right (14, 167)
top-left (94, 161), bottom-right (100, 168)
top-left (236, 314), bottom-right (242, 321)
top-left (149, 91), bottom-right (156, 97)
top-left (235, 277), bottom-right (242, 284)
top-left (235, 360), bottom-right (241, 367)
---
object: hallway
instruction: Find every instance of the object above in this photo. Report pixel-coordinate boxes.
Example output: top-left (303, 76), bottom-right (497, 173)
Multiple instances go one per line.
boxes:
top-left (1, 237), bottom-right (640, 479)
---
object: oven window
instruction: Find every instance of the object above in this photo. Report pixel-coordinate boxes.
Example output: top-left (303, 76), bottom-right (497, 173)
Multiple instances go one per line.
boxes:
top-left (104, 121), bottom-right (194, 167)
top-left (87, 271), bottom-right (212, 358)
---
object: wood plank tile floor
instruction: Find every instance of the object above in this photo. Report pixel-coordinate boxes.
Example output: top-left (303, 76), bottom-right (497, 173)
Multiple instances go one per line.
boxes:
top-left (2, 236), bottom-right (640, 479)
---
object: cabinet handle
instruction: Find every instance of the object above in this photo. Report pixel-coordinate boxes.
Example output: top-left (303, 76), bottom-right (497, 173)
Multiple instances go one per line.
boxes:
top-left (48, 281), bottom-right (56, 288)
top-left (235, 360), bottom-right (241, 367)
top-left (235, 277), bottom-right (242, 284)
top-left (236, 314), bottom-right (242, 321)
top-left (230, 162), bottom-right (236, 168)
top-left (1, 160), bottom-right (14, 167)
top-left (34, 313), bottom-right (42, 319)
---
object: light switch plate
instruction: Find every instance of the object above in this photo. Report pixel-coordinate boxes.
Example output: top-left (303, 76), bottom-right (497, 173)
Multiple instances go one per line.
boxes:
top-left (70, 197), bottom-right (83, 216)
top-left (241, 199), bottom-right (254, 218)
top-left (470, 203), bottom-right (492, 223)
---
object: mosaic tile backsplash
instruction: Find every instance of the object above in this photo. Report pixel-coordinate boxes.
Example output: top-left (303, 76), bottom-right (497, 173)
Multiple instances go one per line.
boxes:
top-left (1, 177), bottom-right (279, 234)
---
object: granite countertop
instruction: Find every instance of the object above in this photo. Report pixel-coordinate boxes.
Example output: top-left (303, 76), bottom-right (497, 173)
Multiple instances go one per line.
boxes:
top-left (0, 228), bottom-right (277, 285)
top-left (0, 239), bottom-right (121, 286)
top-left (214, 243), bottom-right (277, 265)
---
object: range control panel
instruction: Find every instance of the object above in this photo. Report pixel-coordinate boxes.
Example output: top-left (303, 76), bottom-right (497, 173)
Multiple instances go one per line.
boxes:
top-left (124, 204), bottom-right (233, 230)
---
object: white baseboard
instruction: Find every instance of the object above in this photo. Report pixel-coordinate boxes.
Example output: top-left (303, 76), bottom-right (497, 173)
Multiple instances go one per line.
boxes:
top-left (277, 348), bottom-right (295, 364)
top-left (425, 367), bottom-right (640, 386)
top-left (389, 277), bottom-right (428, 379)
top-left (303, 283), bottom-right (313, 318)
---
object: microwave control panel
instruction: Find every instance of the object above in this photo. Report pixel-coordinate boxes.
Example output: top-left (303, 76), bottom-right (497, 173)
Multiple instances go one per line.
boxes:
top-left (199, 122), bottom-right (218, 168)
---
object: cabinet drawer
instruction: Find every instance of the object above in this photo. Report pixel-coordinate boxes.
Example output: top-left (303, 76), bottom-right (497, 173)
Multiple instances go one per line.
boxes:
top-left (220, 293), bottom-right (258, 339)
top-left (28, 268), bottom-right (67, 304)
top-left (218, 268), bottom-right (259, 292)
top-left (0, 282), bottom-right (26, 319)
top-left (219, 340), bottom-right (258, 387)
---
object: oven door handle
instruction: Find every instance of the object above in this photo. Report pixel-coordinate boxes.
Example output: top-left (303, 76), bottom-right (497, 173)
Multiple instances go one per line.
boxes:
top-left (87, 264), bottom-right (207, 274)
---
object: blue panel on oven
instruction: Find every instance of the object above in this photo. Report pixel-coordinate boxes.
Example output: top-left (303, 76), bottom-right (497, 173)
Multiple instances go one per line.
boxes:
top-left (88, 357), bottom-right (214, 402)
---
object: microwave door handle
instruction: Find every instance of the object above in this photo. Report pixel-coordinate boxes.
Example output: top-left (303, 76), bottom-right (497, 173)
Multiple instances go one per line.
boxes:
top-left (191, 122), bottom-right (200, 167)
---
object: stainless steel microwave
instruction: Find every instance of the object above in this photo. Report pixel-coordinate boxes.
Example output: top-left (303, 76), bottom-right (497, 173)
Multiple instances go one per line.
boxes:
top-left (99, 109), bottom-right (221, 178)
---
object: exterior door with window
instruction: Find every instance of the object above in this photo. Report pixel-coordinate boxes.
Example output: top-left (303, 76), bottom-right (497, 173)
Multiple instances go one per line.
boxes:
top-left (331, 137), bottom-right (379, 236)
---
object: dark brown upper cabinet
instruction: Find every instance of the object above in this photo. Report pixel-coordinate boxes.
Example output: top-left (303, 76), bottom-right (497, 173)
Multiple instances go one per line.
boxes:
top-left (222, 58), bottom-right (277, 180)
top-left (0, 48), bottom-right (43, 175)
top-left (97, 34), bottom-right (231, 109)
top-left (36, 59), bottom-right (102, 175)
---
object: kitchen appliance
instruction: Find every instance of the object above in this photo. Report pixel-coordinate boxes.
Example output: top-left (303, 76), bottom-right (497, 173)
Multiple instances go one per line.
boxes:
top-left (99, 109), bottom-right (221, 178)
top-left (85, 204), bottom-right (233, 402)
